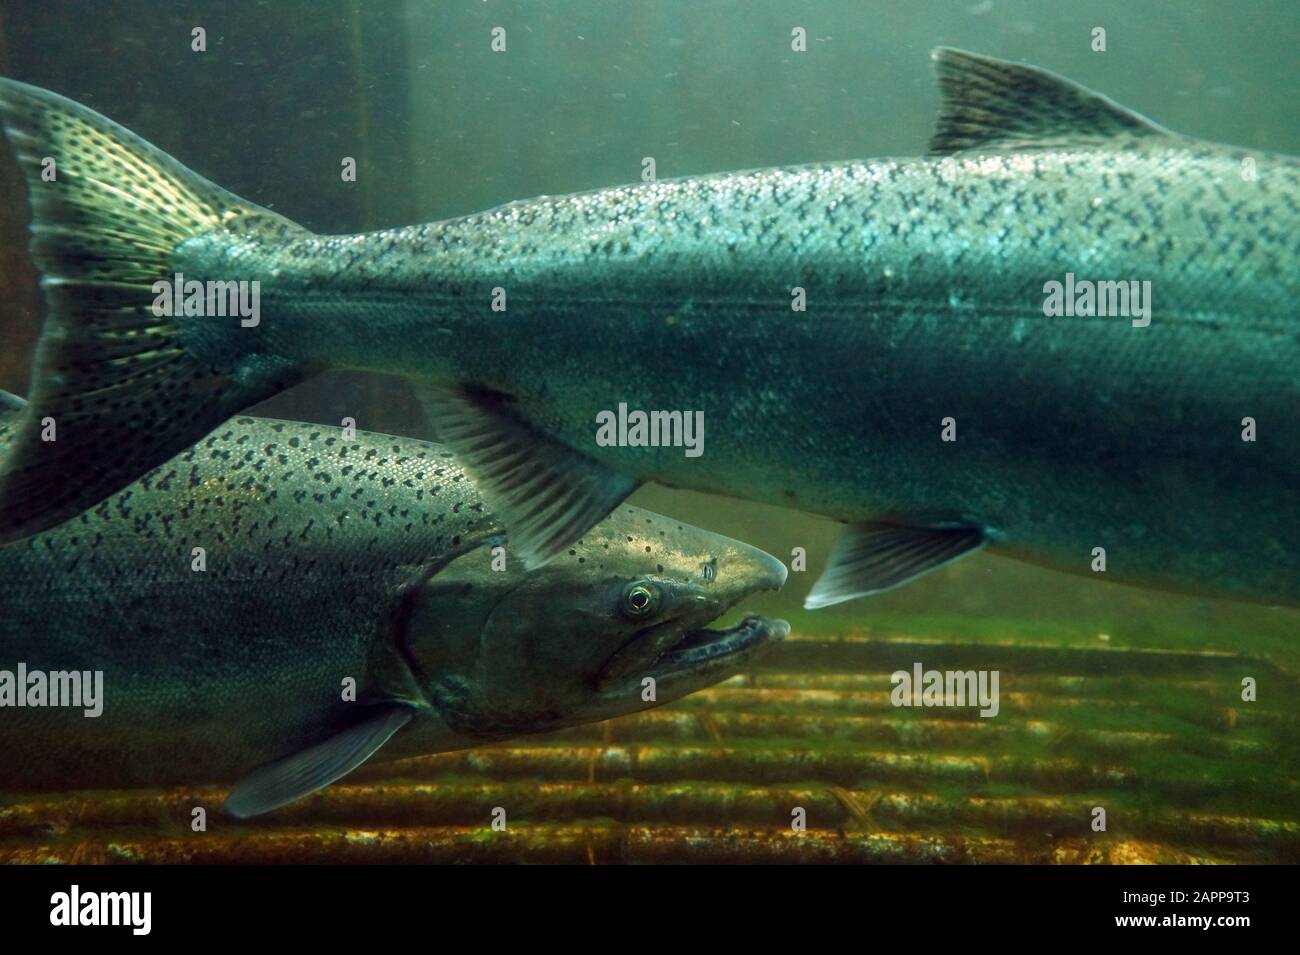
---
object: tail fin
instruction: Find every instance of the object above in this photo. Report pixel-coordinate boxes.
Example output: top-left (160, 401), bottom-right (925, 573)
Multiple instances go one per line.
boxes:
top-left (0, 79), bottom-right (306, 543)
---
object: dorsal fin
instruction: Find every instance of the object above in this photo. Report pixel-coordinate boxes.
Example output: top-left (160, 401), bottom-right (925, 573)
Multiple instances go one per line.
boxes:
top-left (928, 47), bottom-right (1177, 156)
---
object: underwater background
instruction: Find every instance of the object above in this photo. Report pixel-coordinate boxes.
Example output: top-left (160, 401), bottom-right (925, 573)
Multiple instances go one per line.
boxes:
top-left (0, 0), bottom-right (1296, 863)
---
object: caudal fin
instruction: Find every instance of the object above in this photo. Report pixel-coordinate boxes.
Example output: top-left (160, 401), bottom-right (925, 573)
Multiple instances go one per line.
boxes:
top-left (0, 79), bottom-right (306, 543)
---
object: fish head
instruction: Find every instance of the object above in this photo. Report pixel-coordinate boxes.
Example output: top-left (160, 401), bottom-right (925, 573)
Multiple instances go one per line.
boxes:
top-left (402, 505), bottom-right (789, 738)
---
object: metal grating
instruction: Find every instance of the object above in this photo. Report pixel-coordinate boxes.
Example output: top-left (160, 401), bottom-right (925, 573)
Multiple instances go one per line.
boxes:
top-left (3, 631), bottom-right (1297, 864)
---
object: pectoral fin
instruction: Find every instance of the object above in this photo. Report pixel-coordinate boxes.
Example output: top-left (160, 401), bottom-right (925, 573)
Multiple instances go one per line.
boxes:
top-left (420, 386), bottom-right (640, 569)
top-left (804, 522), bottom-right (986, 609)
top-left (223, 704), bottom-right (413, 819)
top-left (0, 390), bottom-right (25, 416)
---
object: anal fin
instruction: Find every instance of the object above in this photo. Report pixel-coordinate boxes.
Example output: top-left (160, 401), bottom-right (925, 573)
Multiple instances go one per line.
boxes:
top-left (421, 386), bottom-right (640, 569)
top-left (223, 704), bottom-right (413, 819)
top-left (804, 522), bottom-right (986, 609)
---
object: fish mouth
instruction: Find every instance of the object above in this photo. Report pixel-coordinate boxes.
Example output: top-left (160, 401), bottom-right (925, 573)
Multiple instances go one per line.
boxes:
top-left (595, 613), bottom-right (789, 692)
top-left (650, 613), bottom-right (789, 676)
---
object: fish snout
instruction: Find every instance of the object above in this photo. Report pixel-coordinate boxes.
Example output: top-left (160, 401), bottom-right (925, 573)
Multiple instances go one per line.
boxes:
top-left (729, 541), bottom-right (789, 596)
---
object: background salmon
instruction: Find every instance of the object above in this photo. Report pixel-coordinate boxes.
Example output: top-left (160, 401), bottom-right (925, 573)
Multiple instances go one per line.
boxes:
top-left (0, 401), bottom-right (787, 817)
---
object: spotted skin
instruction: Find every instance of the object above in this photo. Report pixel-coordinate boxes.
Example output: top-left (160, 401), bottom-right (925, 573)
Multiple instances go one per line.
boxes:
top-left (0, 52), bottom-right (1295, 604)
top-left (184, 137), bottom-right (1299, 604)
top-left (0, 412), bottom-right (787, 794)
top-left (0, 416), bottom-right (498, 788)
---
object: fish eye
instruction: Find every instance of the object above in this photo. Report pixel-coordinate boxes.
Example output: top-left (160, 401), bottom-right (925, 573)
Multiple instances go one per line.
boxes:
top-left (621, 581), bottom-right (660, 618)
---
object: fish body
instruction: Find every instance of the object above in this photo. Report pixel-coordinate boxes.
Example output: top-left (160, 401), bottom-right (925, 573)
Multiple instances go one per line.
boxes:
top-left (0, 405), bottom-right (787, 814)
top-left (222, 136), bottom-right (1295, 603)
top-left (0, 48), bottom-right (1294, 607)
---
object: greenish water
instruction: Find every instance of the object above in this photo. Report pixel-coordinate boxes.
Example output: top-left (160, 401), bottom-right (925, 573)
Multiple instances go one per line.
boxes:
top-left (8, 0), bottom-right (1292, 665)
top-left (0, 0), bottom-right (1295, 862)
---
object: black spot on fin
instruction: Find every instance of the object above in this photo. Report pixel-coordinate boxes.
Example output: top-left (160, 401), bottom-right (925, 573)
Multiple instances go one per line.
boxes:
top-left (0, 78), bottom-right (308, 544)
top-left (803, 522), bottom-right (985, 609)
top-left (420, 386), bottom-right (640, 570)
top-left (928, 47), bottom-right (1176, 156)
top-left (223, 704), bottom-right (413, 819)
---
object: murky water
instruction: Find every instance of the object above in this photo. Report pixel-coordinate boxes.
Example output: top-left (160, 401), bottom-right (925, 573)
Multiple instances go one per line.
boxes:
top-left (0, 0), bottom-right (1295, 864)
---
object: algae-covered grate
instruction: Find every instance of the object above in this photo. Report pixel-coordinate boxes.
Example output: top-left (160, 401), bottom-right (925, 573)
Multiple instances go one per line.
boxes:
top-left (1, 634), bottom-right (1297, 864)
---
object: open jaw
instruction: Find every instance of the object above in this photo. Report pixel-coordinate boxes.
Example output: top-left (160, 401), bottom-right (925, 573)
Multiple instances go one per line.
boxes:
top-left (650, 613), bottom-right (789, 676)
